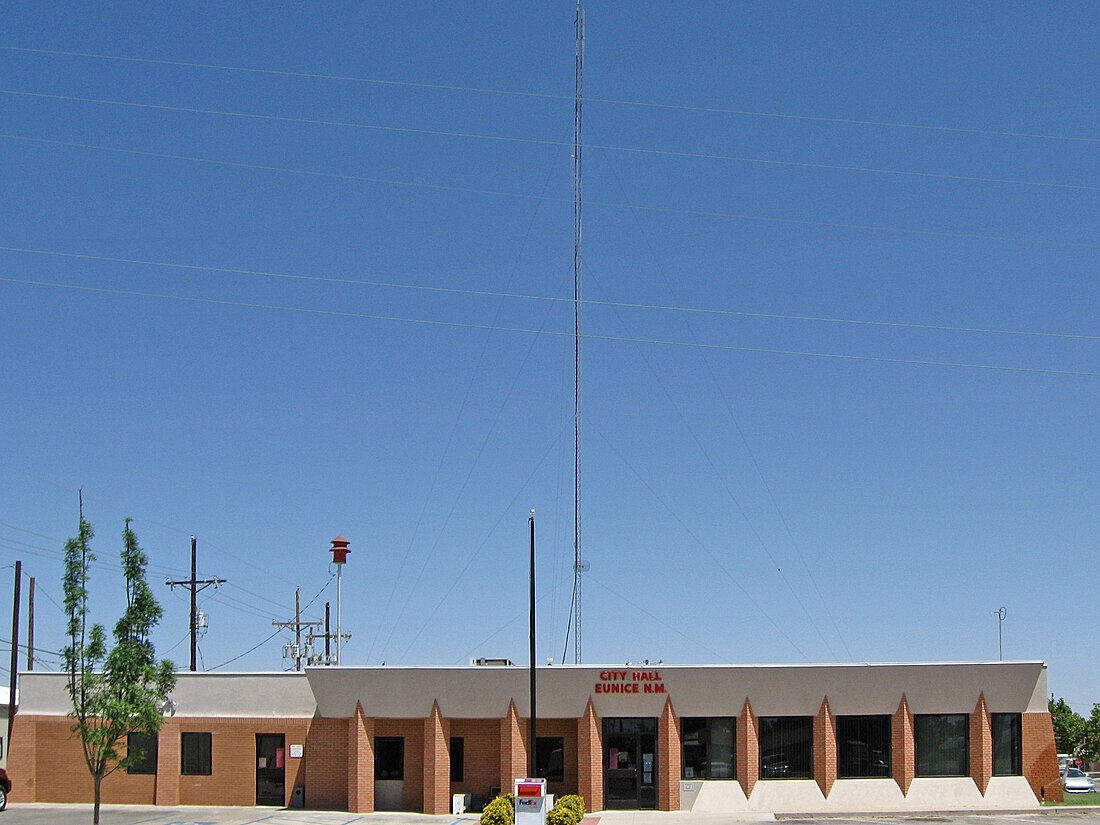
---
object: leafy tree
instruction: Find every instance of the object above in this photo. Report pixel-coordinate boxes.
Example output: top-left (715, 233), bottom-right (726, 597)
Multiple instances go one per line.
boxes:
top-left (63, 515), bottom-right (176, 825)
top-left (1049, 696), bottom-right (1100, 763)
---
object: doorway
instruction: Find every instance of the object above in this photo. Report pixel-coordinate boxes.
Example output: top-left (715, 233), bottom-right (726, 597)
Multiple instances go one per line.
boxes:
top-left (603, 718), bottom-right (657, 809)
top-left (256, 734), bottom-right (286, 806)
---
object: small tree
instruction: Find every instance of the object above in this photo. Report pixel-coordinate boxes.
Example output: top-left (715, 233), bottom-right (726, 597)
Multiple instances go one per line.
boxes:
top-left (63, 516), bottom-right (176, 825)
top-left (1049, 696), bottom-right (1100, 764)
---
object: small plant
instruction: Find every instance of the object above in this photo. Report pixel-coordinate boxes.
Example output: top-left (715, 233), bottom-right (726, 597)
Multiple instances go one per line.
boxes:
top-left (556, 794), bottom-right (586, 821)
top-left (547, 806), bottom-right (576, 825)
top-left (480, 794), bottom-right (515, 825)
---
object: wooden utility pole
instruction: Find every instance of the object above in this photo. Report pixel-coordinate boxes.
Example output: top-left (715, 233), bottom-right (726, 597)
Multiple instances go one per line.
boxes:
top-left (8, 560), bottom-right (21, 742)
top-left (26, 576), bottom-right (34, 671)
top-left (165, 537), bottom-right (225, 672)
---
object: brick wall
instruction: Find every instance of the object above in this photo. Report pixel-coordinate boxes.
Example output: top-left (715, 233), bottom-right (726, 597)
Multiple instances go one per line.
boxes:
top-left (737, 698), bottom-right (758, 798)
top-left (450, 718), bottom-right (501, 801)
top-left (6, 713), bottom-right (35, 800)
top-left (538, 717), bottom-right (579, 798)
top-left (305, 714), bottom-right (348, 809)
top-left (1022, 711), bottom-right (1062, 803)
top-left (347, 704), bottom-right (375, 813)
top-left (814, 696), bottom-right (836, 798)
top-left (423, 702), bottom-right (450, 814)
top-left (892, 694), bottom-right (915, 796)
top-left (500, 700), bottom-right (529, 793)
top-left (657, 697), bottom-right (680, 811)
top-left (375, 717), bottom-right (424, 810)
top-left (577, 698), bottom-right (602, 812)
top-left (970, 693), bottom-right (992, 795)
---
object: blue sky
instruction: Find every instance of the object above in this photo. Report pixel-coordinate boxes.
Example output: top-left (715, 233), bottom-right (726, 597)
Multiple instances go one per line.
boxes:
top-left (1, 2), bottom-right (1097, 710)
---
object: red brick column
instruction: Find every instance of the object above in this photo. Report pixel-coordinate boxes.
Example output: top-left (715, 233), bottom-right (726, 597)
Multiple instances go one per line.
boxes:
top-left (737, 698), bottom-right (758, 798)
top-left (347, 702), bottom-right (376, 813)
top-left (154, 719), bottom-right (180, 806)
top-left (424, 701), bottom-right (451, 814)
top-left (970, 693), bottom-right (992, 795)
top-left (577, 697), bottom-right (602, 812)
top-left (658, 697), bottom-right (681, 811)
top-left (1022, 711), bottom-right (1062, 803)
top-left (814, 696), bottom-right (836, 798)
top-left (6, 714), bottom-right (36, 801)
top-left (892, 694), bottom-right (915, 796)
top-left (500, 700), bottom-right (528, 794)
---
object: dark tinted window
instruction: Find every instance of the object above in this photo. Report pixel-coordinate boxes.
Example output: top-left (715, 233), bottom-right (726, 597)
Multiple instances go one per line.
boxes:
top-left (375, 737), bottom-right (404, 780)
top-left (181, 732), bottom-right (211, 775)
top-left (682, 717), bottom-right (735, 780)
top-left (837, 715), bottom-right (891, 778)
top-left (914, 714), bottom-right (968, 776)
top-left (450, 737), bottom-right (464, 781)
top-left (759, 717), bottom-right (813, 779)
top-left (126, 732), bottom-right (158, 775)
top-left (536, 737), bottom-right (565, 782)
top-left (992, 713), bottom-right (1022, 776)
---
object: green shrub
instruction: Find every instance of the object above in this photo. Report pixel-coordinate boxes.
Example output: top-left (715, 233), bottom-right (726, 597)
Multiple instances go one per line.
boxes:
top-left (481, 796), bottom-right (514, 825)
top-left (556, 794), bottom-right (586, 821)
top-left (547, 806), bottom-right (576, 825)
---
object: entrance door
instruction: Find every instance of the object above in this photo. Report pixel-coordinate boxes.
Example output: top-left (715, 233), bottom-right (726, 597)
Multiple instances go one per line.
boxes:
top-left (603, 718), bottom-right (657, 809)
top-left (256, 734), bottom-right (286, 806)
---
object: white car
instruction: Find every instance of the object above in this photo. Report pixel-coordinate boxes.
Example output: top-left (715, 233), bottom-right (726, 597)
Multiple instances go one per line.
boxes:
top-left (1063, 767), bottom-right (1095, 793)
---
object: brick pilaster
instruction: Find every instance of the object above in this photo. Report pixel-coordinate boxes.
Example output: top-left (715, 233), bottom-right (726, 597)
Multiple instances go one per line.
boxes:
top-left (348, 702), bottom-right (376, 813)
top-left (154, 719), bottom-right (180, 806)
top-left (423, 700), bottom-right (451, 814)
top-left (970, 693), bottom-right (992, 795)
top-left (892, 694), bottom-right (915, 796)
top-left (7, 714), bottom-right (36, 801)
top-left (577, 697), bottom-right (602, 812)
top-left (1022, 711), bottom-right (1062, 803)
top-left (814, 696), bottom-right (837, 798)
top-left (737, 698), bottom-right (758, 798)
top-left (500, 700), bottom-right (527, 794)
top-left (658, 697), bottom-right (680, 811)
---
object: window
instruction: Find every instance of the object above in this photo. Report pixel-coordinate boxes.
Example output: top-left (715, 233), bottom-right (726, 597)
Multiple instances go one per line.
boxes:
top-left (758, 717), bottom-right (812, 779)
top-left (914, 714), bottom-right (969, 777)
top-left (992, 713), bottom-right (1022, 776)
top-left (682, 717), bottom-right (735, 780)
top-left (536, 737), bottom-right (565, 782)
top-left (836, 715), bottom-right (890, 778)
top-left (375, 737), bottom-right (404, 780)
top-left (126, 732), bottom-right (158, 775)
top-left (181, 732), bottom-right (211, 776)
top-left (450, 736), bottom-right (464, 782)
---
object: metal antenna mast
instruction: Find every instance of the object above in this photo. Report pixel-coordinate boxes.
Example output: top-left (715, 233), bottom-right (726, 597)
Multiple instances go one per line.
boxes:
top-left (572, 1), bottom-right (586, 664)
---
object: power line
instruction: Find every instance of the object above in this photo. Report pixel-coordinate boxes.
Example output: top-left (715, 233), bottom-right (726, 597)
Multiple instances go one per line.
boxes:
top-left (6, 132), bottom-right (1100, 252)
top-left (2, 44), bottom-right (1097, 145)
top-left (2, 275), bottom-right (1099, 379)
top-left (4, 246), bottom-right (1099, 343)
top-left (3, 89), bottom-right (1098, 192)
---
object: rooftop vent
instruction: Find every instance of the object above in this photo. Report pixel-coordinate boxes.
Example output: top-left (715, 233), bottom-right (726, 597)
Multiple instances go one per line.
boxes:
top-left (471, 657), bottom-right (515, 667)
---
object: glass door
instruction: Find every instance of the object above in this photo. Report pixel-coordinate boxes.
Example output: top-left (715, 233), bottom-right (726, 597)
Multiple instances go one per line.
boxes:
top-left (256, 734), bottom-right (286, 806)
top-left (603, 718), bottom-right (657, 809)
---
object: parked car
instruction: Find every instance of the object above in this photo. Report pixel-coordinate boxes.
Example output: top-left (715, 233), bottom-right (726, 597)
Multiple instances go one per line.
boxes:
top-left (0, 766), bottom-right (10, 810)
top-left (1063, 767), bottom-right (1095, 794)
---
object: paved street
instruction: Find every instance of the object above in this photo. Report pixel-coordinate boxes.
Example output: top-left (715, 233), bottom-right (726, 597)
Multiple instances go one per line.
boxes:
top-left (3, 807), bottom-right (1100, 825)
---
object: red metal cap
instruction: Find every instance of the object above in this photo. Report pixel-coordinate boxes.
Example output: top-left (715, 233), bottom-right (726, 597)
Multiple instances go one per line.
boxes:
top-left (517, 783), bottom-right (543, 797)
top-left (330, 535), bottom-right (350, 564)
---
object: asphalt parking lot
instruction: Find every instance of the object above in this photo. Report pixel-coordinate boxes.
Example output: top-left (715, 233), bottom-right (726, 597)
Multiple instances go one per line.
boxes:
top-left (4, 807), bottom-right (1100, 825)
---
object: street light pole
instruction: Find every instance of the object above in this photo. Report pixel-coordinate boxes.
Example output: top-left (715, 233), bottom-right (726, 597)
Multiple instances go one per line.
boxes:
top-left (993, 606), bottom-right (1007, 660)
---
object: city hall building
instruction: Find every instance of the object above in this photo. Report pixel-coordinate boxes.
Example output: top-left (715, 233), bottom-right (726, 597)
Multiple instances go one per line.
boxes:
top-left (8, 661), bottom-right (1062, 813)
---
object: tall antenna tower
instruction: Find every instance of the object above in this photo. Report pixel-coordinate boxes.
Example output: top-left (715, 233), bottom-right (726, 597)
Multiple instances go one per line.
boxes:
top-left (572, 1), bottom-right (586, 664)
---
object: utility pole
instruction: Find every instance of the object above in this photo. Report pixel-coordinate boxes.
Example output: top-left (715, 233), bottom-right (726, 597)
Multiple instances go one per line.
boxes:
top-left (325, 602), bottom-right (331, 662)
top-left (273, 591), bottom-right (322, 671)
top-left (571, 1), bottom-right (587, 665)
top-left (529, 511), bottom-right (538, 777)
top-left (165, 537), bottom-right (226, 672)
top-left (8, 560), bottom-right (21, 743)
top-left (27, 576), bottom-right (35, 671)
